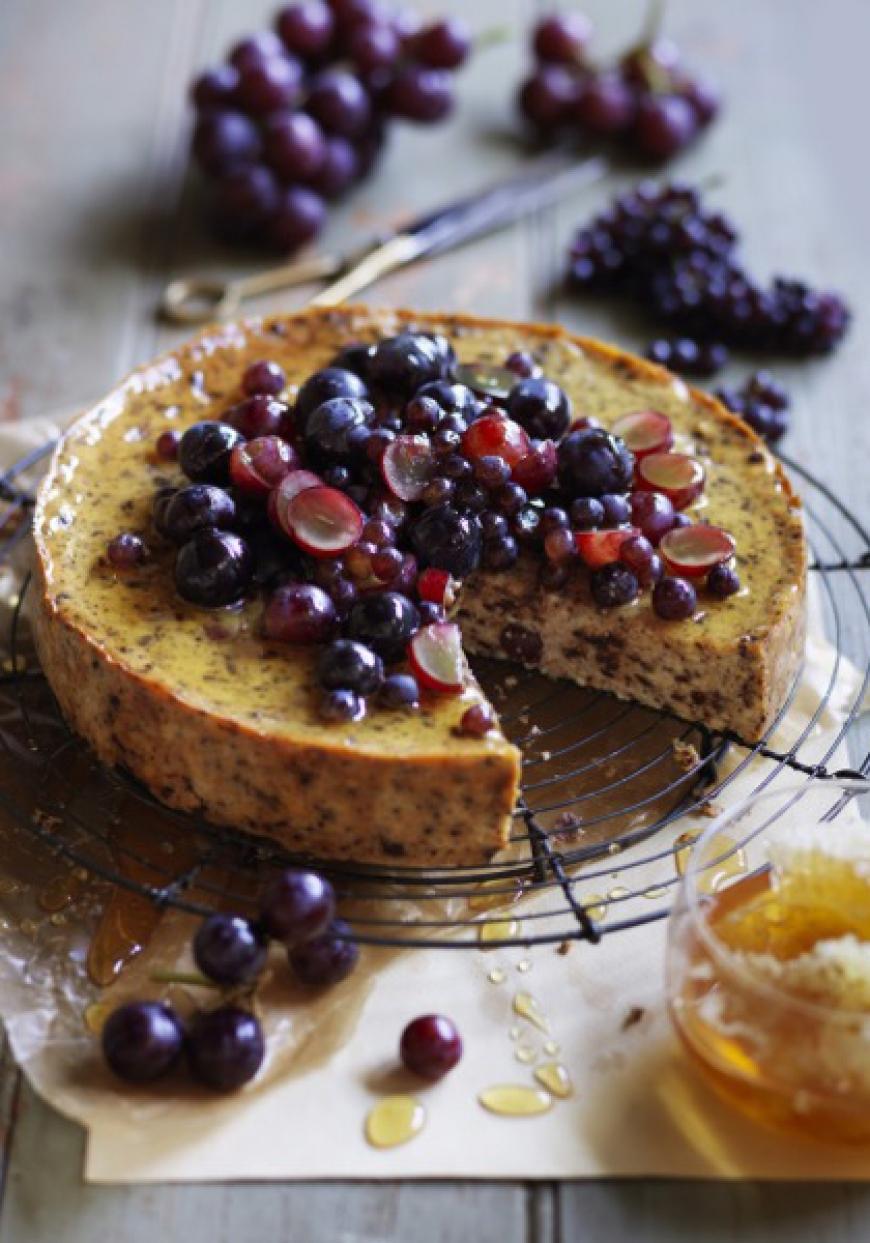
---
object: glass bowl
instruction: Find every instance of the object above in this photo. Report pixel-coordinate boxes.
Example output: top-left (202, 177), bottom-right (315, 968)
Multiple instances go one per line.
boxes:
top-left (666, 778), bottom-right (870, 1145)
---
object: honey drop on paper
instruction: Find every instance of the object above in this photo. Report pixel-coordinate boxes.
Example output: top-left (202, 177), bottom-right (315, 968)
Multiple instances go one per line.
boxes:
top-left (513, 991), bottom-right (549, 1034)
top-left (478, 918), bottom-right (520, 944)
top-left (674, 829), bottom-right (701, 877)
top-left (478, 1085), bottom-right (552, 1117)
top-left (365, 1095), bottom-right (426, 1149)
top-left (534, 1062), bottom-right (573, 1099)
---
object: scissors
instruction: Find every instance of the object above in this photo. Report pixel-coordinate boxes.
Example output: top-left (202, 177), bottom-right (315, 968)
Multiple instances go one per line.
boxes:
top-left (160, 152), bottom-right (608, 325)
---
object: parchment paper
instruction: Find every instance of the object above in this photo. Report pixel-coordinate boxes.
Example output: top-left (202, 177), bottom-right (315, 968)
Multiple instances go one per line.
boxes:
top-left (0, 412), bottom-right (867, 1184)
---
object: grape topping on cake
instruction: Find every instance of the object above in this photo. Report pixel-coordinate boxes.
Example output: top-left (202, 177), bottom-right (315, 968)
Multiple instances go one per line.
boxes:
top-left (32, 307), bottom-right (806, 866)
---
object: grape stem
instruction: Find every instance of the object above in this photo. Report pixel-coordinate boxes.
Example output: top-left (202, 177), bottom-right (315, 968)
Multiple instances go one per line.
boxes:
top-left (642, 0), bottom-right (668, 44)
top-left (150, 969), bottom-right (220, 989)
top-left (475, 26), bottom-right (511, 53)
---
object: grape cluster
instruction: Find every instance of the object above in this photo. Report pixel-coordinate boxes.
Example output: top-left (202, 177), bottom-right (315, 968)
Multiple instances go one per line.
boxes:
top-left (101, 868), bottom-right (358, 1090)
top-left (715, 371), bottom-right (791, 443)
top-left (190, 1), bottom-right (473, 250)
top-left (518, 11), bottom-right (720, 161)
top-left (567, 182), bottom-right (851, 358)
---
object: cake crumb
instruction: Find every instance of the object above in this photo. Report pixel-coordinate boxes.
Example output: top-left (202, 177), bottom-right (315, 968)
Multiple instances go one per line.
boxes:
top-left (556, 941), bottom-right (572, 956)
top-left (699, 800), bottom-right (721, 818)
top-left (672, 740), bottom-right (700, 772)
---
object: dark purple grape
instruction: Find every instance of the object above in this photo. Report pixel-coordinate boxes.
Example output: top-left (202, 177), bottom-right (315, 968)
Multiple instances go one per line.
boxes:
top-left (307, 69), bottom-right (372, 136)
top-left (618, 534), bottom-right (655, 575)
top-left (226, 394), bottom-right (288, 439)
top-left (570, 496), bottom-right (604, 530)
top-left (263, 582), bottom-right (337, 642)
top-left (416, 380), bottom-right (478, 418)
top-left (295, 366), bottom-right (369, 426)
top-left (242, 359), bottom-right (286, 398)
top-left (558, 428), bottom-right (634, 497)
top-left (107, 532), bottom-right (146, 569)
top-left (507, 377), bottom-right (571, 440)
top-left (368, 333), bottom-right (450, 396)
top-left (187, 1006), bottom-right (265, 1091)
top-left (601, 493), bottom-right (631, 526)
top-left (330, 343), bottom-right (375, 380)
top-left (193, 914), bottom-right (268, 986)
top-left (474, 454), bottom-right (511, 488)
top-left (179, 420), bottom-right (243, 484)
top-left (518, 66), bottom-right (579, 131)
top-left (630, 490), bottom-right (676, 545)
top-left (192, 111), bottom-right (262, 177)
top-left (213, 165), bottom-right (281, 237)
top-left (345, 591), bottom-right (420, 660)
top-left (229, 32), bottom-right (286, 72)
top-left (156, 429), bottom-right (181, 461)
top-left (264, 111), bottom-right (327, 181)
top-left (400, 1013), bottom-right (462, 1080)
top-left (305, 395), bottom-right (373, 463)
top-left (634, 95), bottom-right (699, 160)
top-left (386, 66), bottom-right (454, 123)
top-left (652, 575), bottom-right (697, 620)
top-left (574, 73), bottom-right (636, 133)
top-left (163, 484), bottom-right (236, 543)
top-left (504, 351), bottom-right (540, 379)
top-left (310, 135), bottom-right (360, 197)
top-left (260, 867), bottom-right (335, 944)
top-left (348, 21), bottom-right (400, 72)
top-left (707, 562), bottom-right (740, 597)
top-left (288, 918), bottom-right (359, 987)
top-left (102, 1001), bottom-right (184, 1084)
top-left (175, 529), bottom-right (253, 607)
top-left (236, 56), bottom-right (303, 115)
top-left (679, 74), bottom-right (721, 125)
top-left (543, 527), bottom-right (574, 563)
top-left (745, 371), bottom-right (790, 411)
top-left (590, 562), bottom-right (639, 608)
top-left (512, 505), bottom-right (542, 545)
top-left (413, 18), bottom-right (471, 69)
top-left (318, 638), bottom-right (384, 694)
top-left (533, 13), bottom-right (592, 64)
top-left (268, 185), bottom-right (326, 249)
top-left (191, 66), bottom-right (241, 111)
top-left (320, 688), bottom-right (364, 720)
top-left (379, 672), bottom-right (420, 709)
top-left (276, 2), bottom-right (336, 59)
top-left (483, 533), bottom-right (519, 570)
top-left (410, 503), bottom-right (482, 578)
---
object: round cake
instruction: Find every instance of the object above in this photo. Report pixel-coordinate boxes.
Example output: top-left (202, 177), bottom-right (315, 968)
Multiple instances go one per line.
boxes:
top-left (32, 306), bottom-right (806, 866)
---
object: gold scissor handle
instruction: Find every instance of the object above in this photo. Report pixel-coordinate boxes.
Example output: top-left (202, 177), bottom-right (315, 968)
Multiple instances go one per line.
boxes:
top-left (159, 252), bottom-right (348, 325)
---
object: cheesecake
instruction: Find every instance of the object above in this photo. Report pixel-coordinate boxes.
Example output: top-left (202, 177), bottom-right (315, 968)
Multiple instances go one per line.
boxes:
top-left (32, 307), bottom-right (806, 866)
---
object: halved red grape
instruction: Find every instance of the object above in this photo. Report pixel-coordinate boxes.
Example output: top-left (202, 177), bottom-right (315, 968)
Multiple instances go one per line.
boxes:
top-left (511, 439), bottom-right (557, 494)
top-left (230, 436), bottom-right (298, 496)
top-left (283, 484), bottom-right (364, 556)
top-left (270, 468), bottom-right (322, 531)
top-left (381, 434), bottom-right (434, 501)
top-left (574, 526), bottom-right (640, 569)
top-left (659, 523), bottom-right (735, 578)
top-left (635, 452), bottom-right (705, 509)
top-left (462, 413), bottom-right (531, 468)
top-left (417, 567), bottom-right (457, 607)
top-left (611, 409), bottom-right (674, 458)
top-left (408, 622), bottom-right (463, 694)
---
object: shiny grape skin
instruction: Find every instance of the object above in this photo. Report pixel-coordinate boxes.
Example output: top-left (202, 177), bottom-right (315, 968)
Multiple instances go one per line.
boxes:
top-left (192, 111), bottom-right (262, 177)
top-left (102, 1001), bottom-right (184, 1083)
top-left (268, 186), bottom-right (327, 250)
top-left (288, 919), bottom-right (360, 987)
top-left (259, 868), bottom-right (336, 945)
top-left (263, 583), bottom-right (337, 643)
top-left (275, 1), bottom-right (336, 60)
top-left (174, 529), bottom-right (254, 608)
top-left (386, 67), bottom-right (454, 123)
top-left (400, 1013), bottom-right (463, 1080)
top-left (179, 421), bottom-right (244, 485)
top-left (162, 484), bottom-right (236, 543)
top-left (187, 1006), bottom-right (266, 1091)
top-left (193, 914), bottom-right (269, 985)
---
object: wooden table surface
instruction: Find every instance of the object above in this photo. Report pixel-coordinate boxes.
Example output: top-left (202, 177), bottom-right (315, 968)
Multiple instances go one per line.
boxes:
top-left (1, 0), bottom-right (868, 1238)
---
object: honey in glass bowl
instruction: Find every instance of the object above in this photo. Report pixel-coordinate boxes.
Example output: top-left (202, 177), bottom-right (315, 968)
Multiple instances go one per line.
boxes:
top-left (666, 781), bottom-right (870, 1145)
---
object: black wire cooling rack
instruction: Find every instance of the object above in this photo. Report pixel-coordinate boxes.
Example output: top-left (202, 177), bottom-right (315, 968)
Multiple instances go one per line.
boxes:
top-left (0, 440), bottom-right (867, 953)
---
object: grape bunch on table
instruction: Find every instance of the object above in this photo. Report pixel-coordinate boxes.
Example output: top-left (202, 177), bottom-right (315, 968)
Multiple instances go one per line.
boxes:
top-left (190, 0), bottom-right (474, 251)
